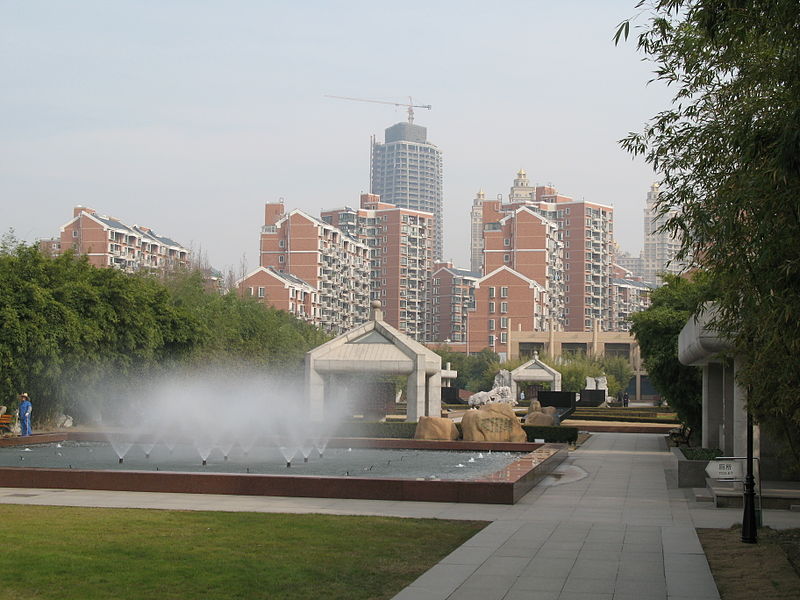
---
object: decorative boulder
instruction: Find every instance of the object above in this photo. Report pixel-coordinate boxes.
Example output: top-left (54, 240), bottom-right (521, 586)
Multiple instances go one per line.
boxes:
top-left (414, 416), bottom-right (459, 441)
top-left (56, 414), bottom-right (74, 428)
top-left (467, 390), bottom-right (492, 407)
top-left (461, 402), bottom-right (527, 443)
top-left (525, 411), bottom-right (556, 426)
top-left (526, 400), bottom-right (542, 414)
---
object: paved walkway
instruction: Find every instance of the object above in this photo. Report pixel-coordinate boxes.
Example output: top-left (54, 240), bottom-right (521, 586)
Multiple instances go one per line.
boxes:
top-left (1, 432), bottom-right (799, 599)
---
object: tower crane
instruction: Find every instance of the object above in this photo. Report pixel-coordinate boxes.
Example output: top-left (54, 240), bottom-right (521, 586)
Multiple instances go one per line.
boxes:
top-left (324, 95), bottom-right (431, 124)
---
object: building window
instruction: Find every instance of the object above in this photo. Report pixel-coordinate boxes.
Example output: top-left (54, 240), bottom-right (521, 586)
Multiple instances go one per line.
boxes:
top-left (503, 254), bottom-right (510, 262)
top-left (500, 317), bottom-right (508, 328)
top-left (247, 287), bottom-right (253, 296)
top-left (279, 239), bottom-right (285, 248)
top-left (504, 238), bottom-right (510, 246)
top-left (500, 302), bottom-right (508, 313)
top-left (257, 287), bottom-right (265, 298)
top-left (488, 319), bottom-right (495, 330)
top-left (500, 286), bottom-right (508, 298)
top-left (488, 301), bottom-right (495, 313)
top-left (278, 255), bottom-right (285, 263)
top-left (500, 332), bottom-right (508, 344)
top-left (488, 335), bottom-right (495, 346)
top-left (72, 230), bottom-right (78, 238)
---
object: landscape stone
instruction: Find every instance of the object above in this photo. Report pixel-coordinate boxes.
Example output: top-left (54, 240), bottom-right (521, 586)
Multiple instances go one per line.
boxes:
top-left (525, 411), bottom-right (556, 426)
top-left (461, 402), bottom-right (527, 443)
top-left (414, 416), bottom-right (459, 441)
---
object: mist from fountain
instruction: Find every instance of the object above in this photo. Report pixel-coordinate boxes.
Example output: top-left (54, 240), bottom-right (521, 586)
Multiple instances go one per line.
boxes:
top-left (89, 365), bottom-right (351, 469)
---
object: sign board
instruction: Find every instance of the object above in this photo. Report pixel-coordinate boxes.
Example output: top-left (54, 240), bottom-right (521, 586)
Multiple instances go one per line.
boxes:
top-left (705, 460), bottom-right (743, 480)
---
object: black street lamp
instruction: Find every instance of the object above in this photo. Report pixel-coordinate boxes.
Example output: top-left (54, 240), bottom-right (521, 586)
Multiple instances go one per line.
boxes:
top-left (741, 409), bottom-right (758, 544)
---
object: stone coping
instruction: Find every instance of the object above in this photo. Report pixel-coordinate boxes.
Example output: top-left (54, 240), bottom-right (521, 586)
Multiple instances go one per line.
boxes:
top-left (0, 432), bottom-right (567, 505)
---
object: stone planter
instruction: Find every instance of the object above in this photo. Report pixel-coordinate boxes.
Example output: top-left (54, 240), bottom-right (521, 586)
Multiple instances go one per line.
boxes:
top-left (671, 447), bottom-right (710, 488)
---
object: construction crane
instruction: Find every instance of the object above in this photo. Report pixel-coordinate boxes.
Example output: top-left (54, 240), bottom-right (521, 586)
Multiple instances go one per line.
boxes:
top-left (324, 94), bottom-right (431, 124)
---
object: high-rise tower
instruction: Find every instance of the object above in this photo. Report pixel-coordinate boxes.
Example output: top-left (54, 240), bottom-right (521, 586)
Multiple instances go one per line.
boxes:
top-left (642, 182), bottom-right (687, 283)
top-left (370, 122), bottom-right (444, 261)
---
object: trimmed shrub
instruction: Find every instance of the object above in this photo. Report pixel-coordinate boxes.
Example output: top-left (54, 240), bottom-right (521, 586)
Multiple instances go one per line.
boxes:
top-left (681, 447), bottom-right (723, 461)
top-left (335, 421), bottom-right (417, 439)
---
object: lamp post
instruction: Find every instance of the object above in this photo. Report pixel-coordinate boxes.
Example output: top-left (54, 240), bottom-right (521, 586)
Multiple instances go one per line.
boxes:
top-left (741, 409), bottom-right (758, 543)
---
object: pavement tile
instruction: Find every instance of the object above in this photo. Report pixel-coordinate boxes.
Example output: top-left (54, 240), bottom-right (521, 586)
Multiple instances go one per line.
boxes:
top-left (503, 591), bottom-right (559, 600)
top-left (474, 556), bottom-right (531, 577)
top-left (614, 577), bottom-right (667, 596)
top-left (458, 572), bottom-right (513, 593)
top-left (665, 573), bottom-right (719, 598)
top-left (557, 593), bottom-right (613, 600)
top-left (509, 575), bottom-right (565, 592)
top-left (441, 545), bottom-right (498, 565)
top-left (563, 576), bottom-right (616, 594)
top-left (411, 564), bottom-right (478, 592)
top-left (391, 586), bottom-right (447, 600)
top-left (448, 585), bottom-right (507, 600)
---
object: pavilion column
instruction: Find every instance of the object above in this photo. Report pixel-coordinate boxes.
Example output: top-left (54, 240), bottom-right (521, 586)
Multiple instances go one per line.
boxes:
top-left (426, 371), bottom-right (442, 418)
top-left (305, 355), bottom-right (325, 421)
top-left (406, 356), bottom-right (426, 422)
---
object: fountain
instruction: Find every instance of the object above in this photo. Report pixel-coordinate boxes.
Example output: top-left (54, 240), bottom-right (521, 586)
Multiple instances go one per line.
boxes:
top-left (0, 367), bottom-right (568, 504)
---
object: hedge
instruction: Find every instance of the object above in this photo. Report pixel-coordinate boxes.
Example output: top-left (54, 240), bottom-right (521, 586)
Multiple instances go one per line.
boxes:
top-left (335, 421), bottom-right (417, 439)
top-left (568, 414), bottom-right (680, 424)
top-left (333, 421), bottom-right (578, 444)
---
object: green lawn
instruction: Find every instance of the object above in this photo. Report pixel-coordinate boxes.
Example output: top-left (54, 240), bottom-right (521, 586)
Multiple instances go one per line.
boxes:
top-left (0, 505), bottom-right (487, 600)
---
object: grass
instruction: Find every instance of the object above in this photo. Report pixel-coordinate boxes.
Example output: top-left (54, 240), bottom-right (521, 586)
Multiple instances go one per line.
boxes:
top-left (0, 505), bottom-right (487, 600)
top-left (698, 526), bottom-right (800, 599)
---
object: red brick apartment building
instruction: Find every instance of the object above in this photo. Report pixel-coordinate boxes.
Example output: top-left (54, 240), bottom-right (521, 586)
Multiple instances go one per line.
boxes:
top-left (238, 202), bottom-right (371, 334)
top-left (238, 266), bottom-right (316, 322)
top-left (431, 262), bottom-right (479, 343)
top-left (41, 206), bottom-right (190, 273)
top-left (466, 266), bottom-right (548, 359)
top-left (471, 169), bottom-right (614, 334)
top-left (321, 194), bottom-right (433, 341)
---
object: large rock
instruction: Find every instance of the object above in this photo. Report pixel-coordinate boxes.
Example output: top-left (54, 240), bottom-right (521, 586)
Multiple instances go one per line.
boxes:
top-left (461, 402), bottom-right (527, 443)
top-left (526, 400), bottom-right (542, 414)
top-left (525, 411), bottom-right (556, 426)
top-left (414, 416), bottom-right (459, 441)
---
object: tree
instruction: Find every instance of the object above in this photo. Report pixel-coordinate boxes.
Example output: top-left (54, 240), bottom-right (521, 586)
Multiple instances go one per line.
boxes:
top-left (630, 273), bottom-right (711, 430)
top-left (616, 1), bottom-right (800, 447)
top-left (0, 245), bottom-right (330, 424)
top-left (430, 347), bottom-right (500, 393)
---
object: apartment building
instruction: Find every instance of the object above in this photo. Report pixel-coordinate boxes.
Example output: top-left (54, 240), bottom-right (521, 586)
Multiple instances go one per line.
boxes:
top-left (610, 277), bottom-right (654, 332)
top-left (249, 201), bottom-right (371, 333)
top-left (44, 206), bottom-right (190, 273)
top-left (321, 193), bottom-right (433, 341)
top-left (642, 182), bottom-right (687, 284)
top-left (472, 170), bottom-right (614, 333)
top-left (431, 261), bottom-right (478, 343)
top-left (480, 202), bottom-right (565, 327)
top-left (370, 121), bottom-right (444, 261)
top-left (467, 266), bottom-right (548, 360)
top-left (238, 266), bottom-right (316, 321)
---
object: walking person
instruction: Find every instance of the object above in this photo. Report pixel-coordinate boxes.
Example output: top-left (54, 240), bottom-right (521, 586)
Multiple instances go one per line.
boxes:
top-left (19, 393), bottom-right (32, 436)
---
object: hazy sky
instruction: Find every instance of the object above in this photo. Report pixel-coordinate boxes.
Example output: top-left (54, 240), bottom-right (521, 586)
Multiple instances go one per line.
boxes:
top-left (1, 0), bottom-right (671, 274)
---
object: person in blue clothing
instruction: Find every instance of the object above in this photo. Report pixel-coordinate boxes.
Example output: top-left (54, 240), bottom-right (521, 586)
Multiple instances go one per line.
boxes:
top-left (18, 393), bottom-right (32, 437)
